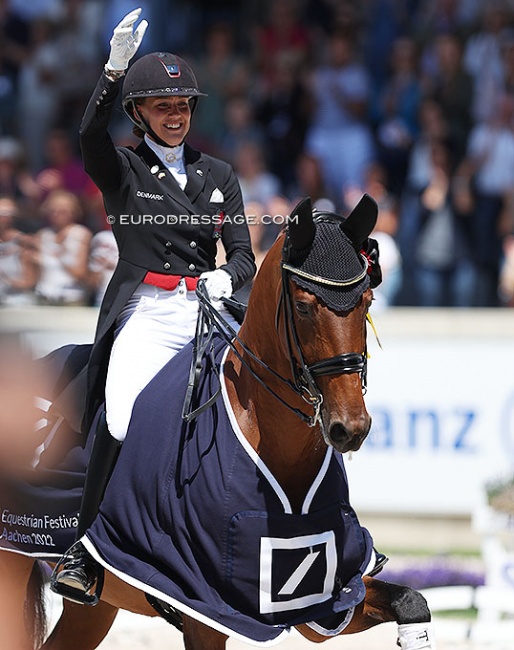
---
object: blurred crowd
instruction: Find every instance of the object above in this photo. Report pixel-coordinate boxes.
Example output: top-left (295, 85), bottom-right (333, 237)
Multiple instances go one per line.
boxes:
top-left (2, 0), bottom-right (514, 308)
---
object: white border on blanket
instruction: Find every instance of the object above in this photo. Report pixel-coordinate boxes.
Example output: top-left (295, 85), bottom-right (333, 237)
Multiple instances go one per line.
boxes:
top-left (220, 348), bottom-right (334, 516)
top-left (82, 536), bottom-right (290, 647)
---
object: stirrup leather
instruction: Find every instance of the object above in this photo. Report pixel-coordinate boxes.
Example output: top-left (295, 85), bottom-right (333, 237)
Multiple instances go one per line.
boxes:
top-left (50, 542), bottom-right (104, 606)
top-left (146, 593), bottom-right (184, 632)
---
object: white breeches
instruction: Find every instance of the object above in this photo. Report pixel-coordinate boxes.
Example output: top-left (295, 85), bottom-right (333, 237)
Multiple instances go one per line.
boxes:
top-left (105, 281), bottom-right (238, 442)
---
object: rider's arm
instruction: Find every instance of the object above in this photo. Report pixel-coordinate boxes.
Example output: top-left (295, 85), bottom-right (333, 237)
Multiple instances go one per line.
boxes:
top-left (79, 8), bottom-right (147, 193)
top-left (79, 72), bottom-right (126, 192)
top-left (218, 165), bottom-right (256, 291)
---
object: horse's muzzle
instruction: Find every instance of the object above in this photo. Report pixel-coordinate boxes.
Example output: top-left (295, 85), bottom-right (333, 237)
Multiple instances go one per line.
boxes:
top-left (327, 417), bottom-right (371, 454)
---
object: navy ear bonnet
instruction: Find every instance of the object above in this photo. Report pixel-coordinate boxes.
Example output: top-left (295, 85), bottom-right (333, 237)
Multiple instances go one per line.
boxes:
top-left (283, 195), bottom-right (381, 312)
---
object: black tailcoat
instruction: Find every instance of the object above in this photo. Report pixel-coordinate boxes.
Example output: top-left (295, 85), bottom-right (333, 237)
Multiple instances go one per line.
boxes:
top-left (80, 72), bottom-right (256, 429)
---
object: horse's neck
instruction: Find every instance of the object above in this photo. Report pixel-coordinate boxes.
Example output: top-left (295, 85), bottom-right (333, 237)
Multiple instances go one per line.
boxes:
top-left (224, 347), bottom-right (326, 512)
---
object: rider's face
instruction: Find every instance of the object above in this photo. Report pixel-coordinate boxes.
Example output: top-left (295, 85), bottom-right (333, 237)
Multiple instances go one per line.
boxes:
top-left (137, 96), bottom-right (192, 147)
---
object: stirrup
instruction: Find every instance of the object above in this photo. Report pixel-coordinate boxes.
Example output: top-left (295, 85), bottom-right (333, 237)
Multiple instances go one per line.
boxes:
top-left (50, 543), bottom-right (104, 606)
top-left (367, 548), bottom-right (389, 577)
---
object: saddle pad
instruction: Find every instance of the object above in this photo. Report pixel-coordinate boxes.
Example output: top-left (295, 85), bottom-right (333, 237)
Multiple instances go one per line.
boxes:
top-left (85, 336), bottom-right (373, 644)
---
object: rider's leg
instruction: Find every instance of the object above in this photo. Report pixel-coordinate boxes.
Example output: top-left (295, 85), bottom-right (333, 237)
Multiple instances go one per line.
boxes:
top-left (50, 410), bottom-right (121, 604)
top-left (104, 284), bottom-right (200, 441)
top-left (78, 412), bottom-right (122, 538)
top-left (51, 284), bottom-right (200, 605)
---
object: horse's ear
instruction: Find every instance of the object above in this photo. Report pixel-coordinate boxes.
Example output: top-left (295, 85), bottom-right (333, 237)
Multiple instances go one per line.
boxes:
top-left (287, 197), bottom-right (315, 252)
top-left (340, 193), bottom-right (378, 248)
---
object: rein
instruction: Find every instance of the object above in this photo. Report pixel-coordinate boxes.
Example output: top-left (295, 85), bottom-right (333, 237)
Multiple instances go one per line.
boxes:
top-left (182, 281), bottom-right (319, 424)
top-left (182, 271), bottom-right (368, 429)
top-left (181, 282), bottom-right (223, 422)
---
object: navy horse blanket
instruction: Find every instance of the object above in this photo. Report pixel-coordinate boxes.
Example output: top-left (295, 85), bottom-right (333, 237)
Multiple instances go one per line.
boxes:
top-left (0, 338), bottom-right (373, 645)
top-left (83, 336), bottom-right (373, 645)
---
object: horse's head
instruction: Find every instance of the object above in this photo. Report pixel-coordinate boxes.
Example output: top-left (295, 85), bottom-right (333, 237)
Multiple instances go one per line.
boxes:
top-left (273, 194), bottom-right (380, 454)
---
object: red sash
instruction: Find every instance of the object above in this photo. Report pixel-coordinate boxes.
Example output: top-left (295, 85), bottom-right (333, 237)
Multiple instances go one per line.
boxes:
top-left (143, 272), bottom-right (199, 292)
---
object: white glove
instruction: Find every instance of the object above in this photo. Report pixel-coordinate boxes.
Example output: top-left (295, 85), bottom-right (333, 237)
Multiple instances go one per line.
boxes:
top-left (200, 269), bottom-right (233, 302)
top-left (106, 8), bottom-right (148, 71)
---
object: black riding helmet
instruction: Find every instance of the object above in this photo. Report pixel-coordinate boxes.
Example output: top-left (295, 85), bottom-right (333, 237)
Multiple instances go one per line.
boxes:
top-left (122, 52), bottom-right (207, 145)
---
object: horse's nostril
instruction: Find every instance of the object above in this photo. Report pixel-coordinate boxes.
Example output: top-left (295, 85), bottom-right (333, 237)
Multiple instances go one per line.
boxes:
top-left (328, 422), bottom-right (348, 444)
top-left (328, 418), bottom-right (370, 453)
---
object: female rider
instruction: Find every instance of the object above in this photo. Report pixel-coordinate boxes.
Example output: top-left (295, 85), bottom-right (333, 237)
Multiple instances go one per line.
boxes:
top-left (51, 8), bottom-right (255, 604)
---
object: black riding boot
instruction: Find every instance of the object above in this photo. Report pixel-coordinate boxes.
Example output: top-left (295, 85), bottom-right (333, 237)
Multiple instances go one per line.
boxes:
top-left (50, 411), bottom-right (121, 605)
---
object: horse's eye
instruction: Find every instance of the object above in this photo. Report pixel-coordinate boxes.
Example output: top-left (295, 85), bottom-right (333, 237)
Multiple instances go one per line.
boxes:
top-left (295, 301), bottom-right (310, 316)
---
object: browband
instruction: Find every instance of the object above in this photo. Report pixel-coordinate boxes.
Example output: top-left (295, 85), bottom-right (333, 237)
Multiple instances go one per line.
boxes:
top-left (281, 254), bottom-right (369, 288)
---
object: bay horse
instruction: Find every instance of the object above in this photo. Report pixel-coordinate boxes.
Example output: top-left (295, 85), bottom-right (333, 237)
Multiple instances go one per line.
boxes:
top-left (0, 195), bottom-right (434, 649)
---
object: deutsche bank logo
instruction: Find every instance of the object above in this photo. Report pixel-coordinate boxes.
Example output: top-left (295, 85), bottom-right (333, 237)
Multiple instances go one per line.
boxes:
top-left (259, 531), bottom-right (337, 614)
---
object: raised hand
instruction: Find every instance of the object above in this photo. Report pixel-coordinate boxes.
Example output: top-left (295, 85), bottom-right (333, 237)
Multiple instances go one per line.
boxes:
top-left (106, 7), bottom-right (148, 71)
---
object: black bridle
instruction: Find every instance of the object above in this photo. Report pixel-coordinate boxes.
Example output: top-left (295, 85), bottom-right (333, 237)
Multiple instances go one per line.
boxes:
top-left (277, 259), bottom-right (368, 428)
top-left (182, 262), bottom-right (368, 429)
